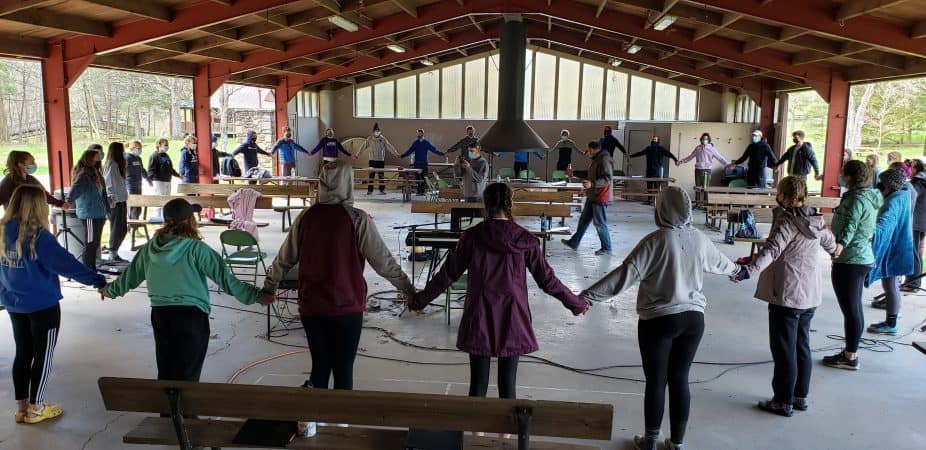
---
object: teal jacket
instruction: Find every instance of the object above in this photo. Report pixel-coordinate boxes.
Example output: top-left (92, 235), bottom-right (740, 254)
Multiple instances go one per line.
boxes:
top-left (104, 234), bottom-right (260, 314)
top-left (831, 188), bottom-right (882, 266)
top-left (867, 186), bottom-right (915, 285)
top-left (67, 170), bottom-right (108, 220)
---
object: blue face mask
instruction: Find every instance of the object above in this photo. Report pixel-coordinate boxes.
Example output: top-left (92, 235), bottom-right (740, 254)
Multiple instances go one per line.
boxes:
top-left (25, 164), bottom-right (37, 175)
top-left (468, 152), bottom-right (477, 159)
top-left (751, 136), bottom-right (760, 144)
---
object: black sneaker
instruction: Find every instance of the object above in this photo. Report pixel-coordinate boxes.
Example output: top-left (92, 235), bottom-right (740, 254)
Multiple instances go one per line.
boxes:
top-left (871, 298), bottom-right (887, 309)
top-left (792, 397), bottom-right (808, 411)
top-left (757, 399), bottom-right (793, 417)
top-left (664, 438), bottom-right (684, 450)
top-left (822, 351), bottom-right (859, 371)
top-left (633, 435), bottom-right (657, 450)
top-left (561, 239), bottom-right (578, 250)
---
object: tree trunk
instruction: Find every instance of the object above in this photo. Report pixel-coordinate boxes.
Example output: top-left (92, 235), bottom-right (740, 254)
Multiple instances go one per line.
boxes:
top-left (847, 84), bottom-right (874, 151)
top-left (170, 78), bottom-right (183, 139)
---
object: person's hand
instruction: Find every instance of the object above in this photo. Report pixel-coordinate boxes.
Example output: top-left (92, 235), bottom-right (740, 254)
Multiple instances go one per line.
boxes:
top-left (61, 201), bottom-right (71, 210)
top-left (834, 243), bottom-right (844, 258)
top-left (148, 181), bottom-right (154, 187)
top-left (109, 201), bottom-right (116, 209)
top-left (815, 174), bottom-right (824, 181)
top-left (726, 164), bottom-right (735, 170)
top-left (259, 291), bottom-right (275, 306)
top-left (350, 155), bottom-right (358, 161)
top-left (582, 180), bottom-right (592, 189)
top-left (675, 160), bottom-right (680, 167)
top-left (462, 160), bottom-right (470, 168)
top-left (99, 287), bottom-right (109, 301)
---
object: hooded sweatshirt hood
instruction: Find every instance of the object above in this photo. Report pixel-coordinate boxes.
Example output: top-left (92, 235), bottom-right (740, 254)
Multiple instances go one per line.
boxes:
top-left (654, 186), bottom-right (693, 229)
top-left (149, 233), bottom-right (197, 264)
top-left (318, 160), bottom-right (354, 205)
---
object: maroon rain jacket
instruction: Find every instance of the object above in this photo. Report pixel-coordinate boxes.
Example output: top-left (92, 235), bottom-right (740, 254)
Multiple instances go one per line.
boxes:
top-left (411, 219), bottom-right (586, 357)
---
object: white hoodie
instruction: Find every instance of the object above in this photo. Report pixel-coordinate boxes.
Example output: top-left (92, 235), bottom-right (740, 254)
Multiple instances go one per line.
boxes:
top-left (581, 187), bottom-right (738, 320)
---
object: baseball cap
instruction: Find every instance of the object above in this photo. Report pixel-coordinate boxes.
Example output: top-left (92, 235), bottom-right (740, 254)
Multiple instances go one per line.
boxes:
top-left (163, 198), bottom-right (202, 223)
top-left (752, 130), bottom-right (763, 136)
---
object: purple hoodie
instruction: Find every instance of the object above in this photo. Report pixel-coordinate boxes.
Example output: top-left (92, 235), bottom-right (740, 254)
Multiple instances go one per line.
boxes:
top-left (411, 219), bottom-right (586, 357)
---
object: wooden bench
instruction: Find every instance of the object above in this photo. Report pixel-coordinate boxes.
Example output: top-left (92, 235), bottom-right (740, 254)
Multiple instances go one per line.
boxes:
top-left (727, 208), bottom-right (834, 256)
top-left (178, 183), bottom-right (315, 232)
top-left (705, 193), bottom-right (839, 229)
top-left (438, 189), bottom-right (575, 203)
top-left (411, 201), bottom-right (572, 218)
top-left (126, 195), bottom-right (273, 250)
top-left (99, 377), bottom-right (614, 450)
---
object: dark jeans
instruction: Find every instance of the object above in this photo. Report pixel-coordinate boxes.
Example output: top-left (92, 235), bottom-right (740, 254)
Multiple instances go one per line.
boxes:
top-left (882, 276), bottom-right (901, 317)
top-left (831, 263), bottom-right (869, 353)
top-left (280, 161), bottom-right (296, 177)
top-left (694, 169), bottom-right (711, 205)
top-left (414, 162), bottom-right (429, 195)
top-left (638, 311), bottom-right (704, 444)
top-left (368, 160), bottom-right (386, 193)
top-left (128, 187), bottom-right (142, 220)
top-left (108, 201), bottom-right (127, 254)
top-left (514, 162), bottom-right (528, 178)
top-left (151, 306), bottom-right (210, 382)
top-left (566, 198), bottom-right (612, 252)
top-left (301, 313), bottom-right (363, 390)
top-left (746, 168), bottom-right (766, 188)
top-left (906, 231), bottom-right (924, 288)
top-left (81, 218), bottom-right (105, 269)
top-left (468, 355), bottom-right (519, 399)
top-left (768, 304), bottom-right (814, 403)
top-left (9, 304), bottom-right (60, 404)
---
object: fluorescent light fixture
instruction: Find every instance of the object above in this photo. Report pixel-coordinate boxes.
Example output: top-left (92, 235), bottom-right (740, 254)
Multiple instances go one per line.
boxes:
top-left (420, 58), bottom-right (434, 66)
top-left (387, 44), bottom-right (406, 53)
top-left (328, 15), bottom-right (359, 32)
top-left (626, 44), bottom-right (641, 54)
top-left (610, 59), bottom-right (622, 67)
top-left (652, 15), bottom-right (677, 31)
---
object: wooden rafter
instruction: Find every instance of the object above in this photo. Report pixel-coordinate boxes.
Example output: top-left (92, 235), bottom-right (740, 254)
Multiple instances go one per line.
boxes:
top-left (836, 0), bottom-right (911, 22)
top-left (0, 33), bottom-right (47, 58)
top-left (645, 0), bottom-right (680, 29)
top-left (83, 0), bottom-right (173, 22)
top-left (392, 0), bottom-right (418, 18)
top-left (693, 13), bottom-right (741, 41)
top-left (0, 9), bottom-right (111, 37)
top-left (0, 0), bottom-right (58, 16)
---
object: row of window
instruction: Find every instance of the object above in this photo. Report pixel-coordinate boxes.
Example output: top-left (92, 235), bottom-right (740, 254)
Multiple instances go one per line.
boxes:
top-left (355, 49), bottom-right (699, 121)
top-left (296, 91), bottom-right (319, 118)
top-left (734, 95), bottom-right (760, 124)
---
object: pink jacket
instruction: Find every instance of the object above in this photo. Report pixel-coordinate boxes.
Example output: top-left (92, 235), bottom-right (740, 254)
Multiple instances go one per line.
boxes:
top-left (680, 144), bottom-right (728, 170)
top-left (228, 188), bottom-right (261, 239)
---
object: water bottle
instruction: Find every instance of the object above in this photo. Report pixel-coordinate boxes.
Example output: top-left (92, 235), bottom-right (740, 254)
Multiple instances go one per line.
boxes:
top-left (290, 167), bottom-right (296, 177)
top-left (297, 380), bottom-right (317, 438)
top-left (540, 213), bottom-right (548, 233)
top-left (496, 175), bottom-right (501, 183)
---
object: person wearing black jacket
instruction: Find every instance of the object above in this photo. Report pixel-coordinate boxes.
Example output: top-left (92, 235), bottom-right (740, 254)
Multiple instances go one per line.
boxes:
top-left (233, 130), bottom-right (271, 172)
top-left (125, 141), bottom-right (152, 221)
top-left (775, 130), bottom-right (821, 181)
top-left (147, 138), bottom-right (180, 218)
top-left (629, 136), bottom-right (677, 205)
top-left (598, 125), bottom-right (627, 157)
top-left (210, 135), bottom-right (231, 178)
top-left (729, 130), bottom-right (778, 188)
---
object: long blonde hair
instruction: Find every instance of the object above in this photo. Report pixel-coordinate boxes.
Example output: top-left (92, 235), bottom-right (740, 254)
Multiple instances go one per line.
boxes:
top-left (0, 185), bottom-right (51, 263)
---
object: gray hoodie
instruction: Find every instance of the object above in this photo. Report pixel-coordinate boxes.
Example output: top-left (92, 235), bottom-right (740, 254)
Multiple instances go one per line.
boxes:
top-left (357, 134), bottom-right (397, 161)
top-left (454, 156), bottom-right (489, 200)
top-left (581, 187), bottom-right (738, 320)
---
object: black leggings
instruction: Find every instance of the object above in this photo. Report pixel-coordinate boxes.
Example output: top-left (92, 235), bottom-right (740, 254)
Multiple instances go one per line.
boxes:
top-left (831, 263), bottom-right (870, 353)
top-left (301, 313), bottom-right (363, 390)
top-left (638, 311), bottom-right (704, 444)
top-left (108, 201), bottom-right (127, 254)
top-left (468, 354), bottom-right (519, 399)
top-left (151, 306), bottom-right (210, 382)
top-left (82, 218), bottom-right (105, 269)
top-left (9, 304), bottom-right (61, 405)
top-left (368, 160), bottom-right (386, 193)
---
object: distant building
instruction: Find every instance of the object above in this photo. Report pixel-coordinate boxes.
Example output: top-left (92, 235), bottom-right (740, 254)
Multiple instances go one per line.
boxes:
top-left (180, 86), bottom-right (276, 149)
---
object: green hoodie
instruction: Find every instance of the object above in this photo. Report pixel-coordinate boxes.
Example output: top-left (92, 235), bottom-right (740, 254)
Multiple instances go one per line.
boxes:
top-left (831, 187), bottom-right (882, 265)
top-left (105, 234), bottom-right (260, 313)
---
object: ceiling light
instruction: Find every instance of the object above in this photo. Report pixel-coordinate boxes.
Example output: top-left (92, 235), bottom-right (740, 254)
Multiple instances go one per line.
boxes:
top-left (626, 44), bottom-right (641, 54)
top-left (387, 44), bottom-right (406, 53)
top-left (652, 15), bottom-right (677, 31)
top-left (610, 59), bottom-right (622, 67)
top-left (328, 16), bottom-right (359, 32)
top-left (420, 58), bottom-right (434, 66)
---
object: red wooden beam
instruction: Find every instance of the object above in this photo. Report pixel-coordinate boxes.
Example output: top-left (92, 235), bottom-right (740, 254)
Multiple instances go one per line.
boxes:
top-left (42, 42), bottom-right (75, 190)
top-left (207, 0), bottom-right (506, 79)
top-left (193, 67), bottom-right (214, 183)
top-left (520, 0), bottom-right (834, 98)
top-left (695, 0), bottom-right (926, 58)
top-left (62, 0), bottom-right (304, 68)
top-left (526, 24), bottom-right (763, 98)
top-left (285, 27), bottom-right (496, 88)
top-left (274, 77), bottom-right (291, 175)
top-left (822, 71), bottom-right (850, 198)
top-left (758, 82), bottom-right (776, 143)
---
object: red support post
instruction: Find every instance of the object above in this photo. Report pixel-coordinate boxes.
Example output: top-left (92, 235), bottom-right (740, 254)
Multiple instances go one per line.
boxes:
top-left (273, 77), bottom-right (293, 176)
top-left (758, 82), bottom-right (776, 147)
top-left (193, 67), bottom-right (218, 183)
top-left (42, 42), bottom-right (89, 191)
top-left (822, 72), bottom-right (850, 198)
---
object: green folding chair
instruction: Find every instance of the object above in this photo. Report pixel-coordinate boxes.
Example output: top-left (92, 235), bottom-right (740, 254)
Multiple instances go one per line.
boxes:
top-left (497, 167), bottom-right (516, 179)
top-left (220, 230), bottom-right (267, 285)
top-left (424, 176), bottom-right (439, 202)
top-left (551, 170), bottom-right (567, 181)
top-left (444, 274), bottom-right (467, 325)
top-left (519, 170), bottom-right (537, 180)
top-left (728, 179), bottom-right (748, 188)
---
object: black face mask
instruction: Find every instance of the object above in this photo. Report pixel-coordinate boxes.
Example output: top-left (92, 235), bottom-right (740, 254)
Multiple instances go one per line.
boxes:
top-left (793, 138), bottom-right (800, 144)
top-left (651, 140), bottom-right (659, 146)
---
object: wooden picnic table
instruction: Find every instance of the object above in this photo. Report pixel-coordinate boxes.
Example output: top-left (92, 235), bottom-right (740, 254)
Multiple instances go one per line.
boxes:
top-left (215, 176), bottom-right (317, 185)
top-left (355, 167), bottom-right (422, 202)
top-left (612, 176), bottom-right (675, 200)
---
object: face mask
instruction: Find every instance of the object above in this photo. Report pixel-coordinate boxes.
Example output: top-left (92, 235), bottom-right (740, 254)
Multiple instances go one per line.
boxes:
top-left (701, 139), bottom-right (709, 146)
top-left (373, 131), bottom-right (381, 137)
top-left (752, 136), bottom-right (760, 144)
top-left (417, 135), bottom-right (423, 140)
top-left (793, 138), bottom-right (800, 144)
top-left (604, 130), bottom-right (612, 136)
top-left (285, 133), bottom-right (293, 139)
top-left (25, 164), bottom-right (37, 175)
top-left (651, 140), bottom-right (659, 146)
top-left (190, 143), bottom-right (198, 150)
top-left (161, 147), bottom-right (169, 153)
top-left (468, 152), bottom-right (477, 159)
top-left (467, 132), bottom-right (474, 137)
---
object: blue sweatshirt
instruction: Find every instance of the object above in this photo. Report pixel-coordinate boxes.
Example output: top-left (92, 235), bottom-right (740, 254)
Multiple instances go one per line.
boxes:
top-left (401, 138), bottom-right (444, 165)
top-left (233, 141), bottom-right (271, 171)
top-left (310, 137), bottom-right (351, 159)
top-left (125, 153), bottom-right (149, 193)
top-left (0, 221), bottom-right (106, 313)
top-left (498, 151), bottom-right (543, 163)
top-left (179, 146), bottom-right (200, 183)
top-left (271, 138), bottom-right (309, 163)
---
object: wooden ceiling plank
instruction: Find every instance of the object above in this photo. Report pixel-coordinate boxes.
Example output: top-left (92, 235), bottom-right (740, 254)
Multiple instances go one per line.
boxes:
top-left (836, 0), bottom-right (911, 22)
top-left (391, 0), bottom-right (418, 18)
top-left (1, 9), bottom-right (111, 37)
top-left (0, 33), bottom-right (48, 58)
top-left (83, 0), bottom-right (173, 22)
top-left (469, 16), bottom-right (484, 32)
top-left (0, 0), bottom-right (58, 16)
top-left (135, 49), bottom-right (178, 65)
top-left (645, 0), bottom-right (680, 29)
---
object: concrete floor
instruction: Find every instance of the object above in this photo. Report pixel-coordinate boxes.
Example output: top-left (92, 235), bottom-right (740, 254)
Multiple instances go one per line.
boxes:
top-left (1, 194), bottom-right (924, 450)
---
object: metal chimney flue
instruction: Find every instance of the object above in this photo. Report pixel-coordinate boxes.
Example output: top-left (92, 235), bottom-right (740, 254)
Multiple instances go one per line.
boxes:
top-left (478, 17), bottom-right (548, 153)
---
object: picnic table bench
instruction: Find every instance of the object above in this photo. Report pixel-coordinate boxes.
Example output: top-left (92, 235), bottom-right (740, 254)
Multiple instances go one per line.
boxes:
top-left (177, 183), bottom-right (316, 232)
